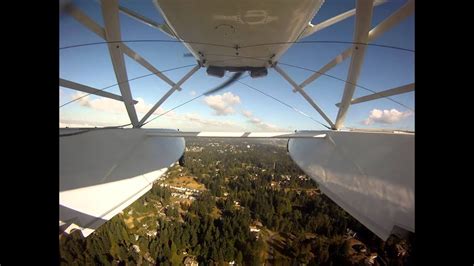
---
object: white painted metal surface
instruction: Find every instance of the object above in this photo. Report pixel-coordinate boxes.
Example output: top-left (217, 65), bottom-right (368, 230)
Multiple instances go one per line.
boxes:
top-left (101, 0), bottom-right (139, 127)
top-left (335, 0), bottom-right (374, 129)
top-left (288, 130), bottom-right (414, 240)
top-left (336, 83), bottom-right (415, 107)
top-left (273, 65), bottom-right (300, 90)
top-left (120, 45), bottom-right (181, 89)
top-left (67, 4), bottom-right (184, 93)
top-left (274, 65), bottom-right (335, 129)
top-left (300, 0), bottom-right (386, 39)
top-left (138, 65), bottom-right (200, 127)
top-left (154, 0), bottom-right (324, 68)
top-left (59, 128), bottom-right (185, 237)
top-left (145, 130), bottom-right (327, 138)
top-left (66, 5), bottom-right (106, 37)
top-left (117, 4), bottom-right (176, 38)
top-left (59, 78), bottom-right (138, 104)
top-left (298, 0), bottom-right (414, 90)
top-left (368, 0), bottom-right (414, 41)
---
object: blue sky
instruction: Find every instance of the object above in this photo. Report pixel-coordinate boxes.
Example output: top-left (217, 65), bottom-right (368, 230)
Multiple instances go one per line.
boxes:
top-left (60, 0), bottom-right (414, 131)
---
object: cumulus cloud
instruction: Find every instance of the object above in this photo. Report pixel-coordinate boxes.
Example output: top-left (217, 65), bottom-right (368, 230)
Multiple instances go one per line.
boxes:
top-left (141, 112), bottom-right (243, 131)
top-left (184, 113), bottom-right (240, 128)
top-left (64, 92), bottom-right (247, 131)
top-left (59, 119), bottom-right (116, 128)
top-left (72, 91), bottom-right (122, 112)
top-left (71, 92), bottom-right (175, 117)
top-left (203, 92), bottom-right (240, 116)
top-left (249, 117), bottom-right (280, 131)
top-left (241, 110), bottom-right (283, 131)
top-left (60, 121), bottom-right (94, 128)
top-left (242, 110), bottom-right (253, 118)
top-left (362, 108), bottom-right (412, 125)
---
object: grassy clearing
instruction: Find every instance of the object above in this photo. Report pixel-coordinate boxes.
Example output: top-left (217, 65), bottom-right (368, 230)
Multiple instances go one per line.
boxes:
top-left (164, 176), bottom-right (206, 190)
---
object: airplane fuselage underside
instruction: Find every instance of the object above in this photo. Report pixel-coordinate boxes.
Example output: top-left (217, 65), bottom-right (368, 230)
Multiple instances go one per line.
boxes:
top-left (154, 0), bottom-right (324, 69)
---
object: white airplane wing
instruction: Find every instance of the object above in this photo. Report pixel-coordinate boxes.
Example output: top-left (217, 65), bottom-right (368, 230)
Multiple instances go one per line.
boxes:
top-left (59, 128), bottom-right (185, 237)
top-left (288, 130), bottom-right (414, 240)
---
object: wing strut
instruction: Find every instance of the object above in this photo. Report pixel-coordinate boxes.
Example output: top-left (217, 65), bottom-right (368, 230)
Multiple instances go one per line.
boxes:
top-left (298, 0), bottom-right (415, 90)
top-left (334, 0), bottom-right (375, 129)
top-left (101, 0), bottom-right (139, 127)
top-left (138, 65), bottom-right (200, 127)
top-left (65, 3), bottom-right (203, 128)
top-left (60, 78), bottom-right (138, 104)
top-left (335, 83), bottom-right (415, 107)
top-left (66, 5), bottom-right (186, 91)
top-left (117, 5), bottom-right (176, 38)
top-left (274, 65), bottom-right (335, 129)
top-left (300, 0), bottom-right (386, 39)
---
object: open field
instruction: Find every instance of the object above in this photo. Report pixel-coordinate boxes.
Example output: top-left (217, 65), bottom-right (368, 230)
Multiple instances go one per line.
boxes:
top-left (164, 176), bottom-right (206, 190)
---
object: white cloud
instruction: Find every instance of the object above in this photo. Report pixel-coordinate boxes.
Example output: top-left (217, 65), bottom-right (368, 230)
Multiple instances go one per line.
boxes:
top-left (242, 110), bottom-right (253, 118)
top-left (72, 91), bottom-right (122, 112)
top-left (184, 113), bottom-right (240, 128)
top-left (64, 92), bottom-right (244, 130)
top-left (71, 92), bottom-right (175, 117)
top-left (60, 121), bottom-right (93, 128)
top-left (59, 119), bottom-right (116, 128)
top-left (241, 110), bottom-right (283, 131)
top-left (143, 112), bottom-right (244, 131)
top-left (362, 108), bottom-right (412, 125)
top-left (248, 117), bottom-right (280, 131)
top-left (189, 90), bottom-right (196, 96)
top-left (203, 92), bottom-right (240, 116)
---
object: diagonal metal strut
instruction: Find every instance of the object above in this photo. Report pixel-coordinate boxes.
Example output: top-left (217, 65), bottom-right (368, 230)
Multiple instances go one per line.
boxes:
top-left (66, 5), bottom-right (184, 91)
top-left (60, 78), bottom-right (139, 104)
top-left (101, 0), bottom-right (139, 127)
top-left (274, 65), bottom-right (336, 129)
top-left (335, 83), bottom-right (415, 107)
top-left (334, 0), bottom-right (374, 129)
top-left (298, 0), bottom-right (415, 90)
top-left (138, 65), bottom-right (200, 127)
